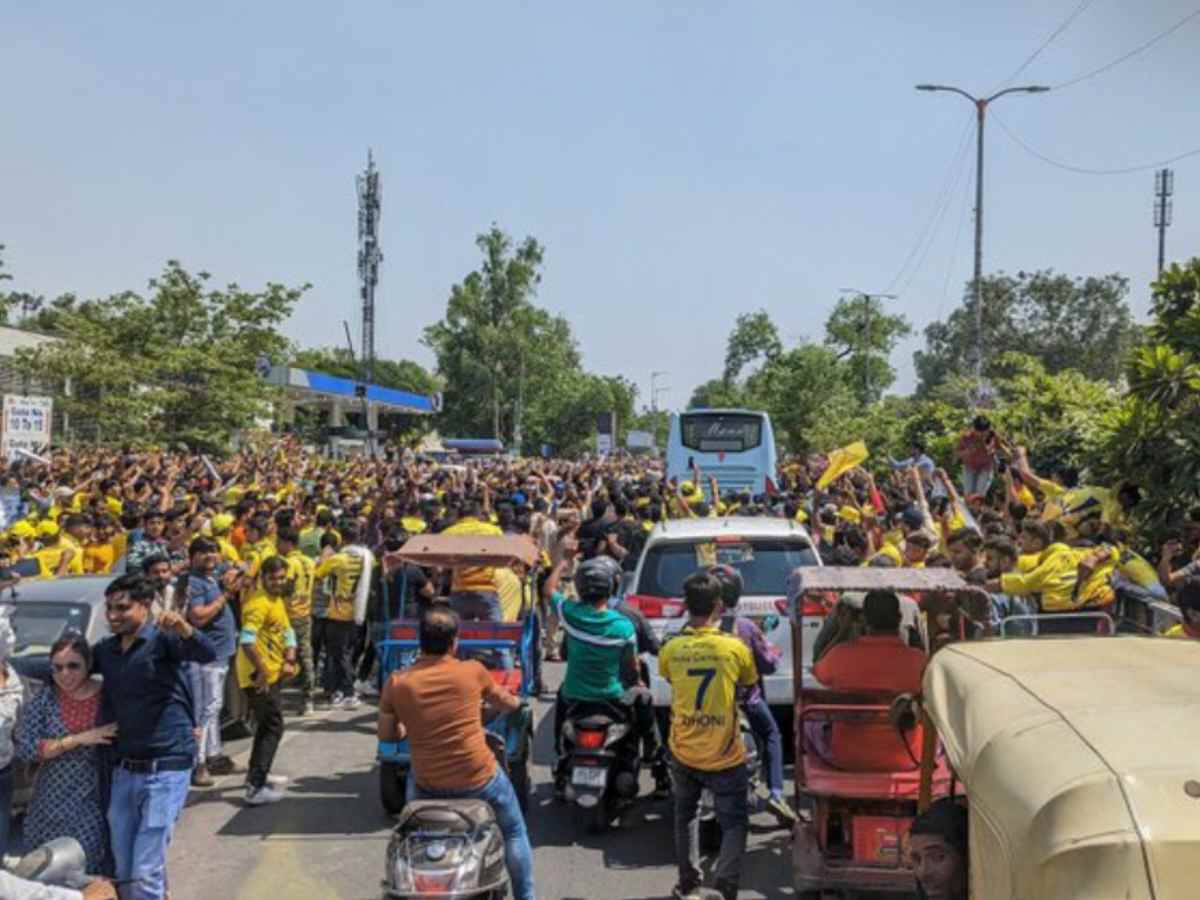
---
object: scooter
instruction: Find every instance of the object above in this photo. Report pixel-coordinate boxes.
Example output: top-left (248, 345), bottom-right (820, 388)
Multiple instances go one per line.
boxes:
top-left (698, 712), bottom-right (763, 855)
top-left (382, 732), bottom-right (511, 900)
top-left (561, 704), bottom-right (643, 833)
top-left (13, 837), bottom-right (93, 889)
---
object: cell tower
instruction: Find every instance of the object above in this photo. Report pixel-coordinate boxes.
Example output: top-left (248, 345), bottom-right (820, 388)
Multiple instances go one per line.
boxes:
top-left (1154, 168), bottom-right (1173, 276)
top-left (357, 150), bottom-right (383, 386)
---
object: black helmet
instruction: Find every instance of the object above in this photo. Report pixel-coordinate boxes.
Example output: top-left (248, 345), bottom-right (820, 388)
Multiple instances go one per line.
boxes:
top-left (707, 564), bottom-right (743, 608)
top-left (574, 556), bottom-right (623, 602)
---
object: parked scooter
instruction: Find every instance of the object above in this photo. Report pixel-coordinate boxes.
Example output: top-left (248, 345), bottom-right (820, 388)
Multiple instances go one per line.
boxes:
top-left (699, 712), bottom-right (763, 855)
top-left (561, 703), bottom-right (644, 833)
top-left (382, 732), bottom-right (511, 900)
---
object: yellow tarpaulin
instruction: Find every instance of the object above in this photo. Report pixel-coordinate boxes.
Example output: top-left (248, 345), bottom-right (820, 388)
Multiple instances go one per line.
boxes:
top-left (817, 441), bottom-right (869, 490)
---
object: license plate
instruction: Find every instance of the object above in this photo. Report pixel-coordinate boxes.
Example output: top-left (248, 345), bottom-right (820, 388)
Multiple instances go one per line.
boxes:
top-left (572, 766), bottom-right (608, 788)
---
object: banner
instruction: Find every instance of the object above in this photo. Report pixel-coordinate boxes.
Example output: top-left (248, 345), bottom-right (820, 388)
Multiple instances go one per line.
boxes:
top-left (816, 440), bottom-right (869, 490)
top-left (1, 395), bottom-right (53, 463)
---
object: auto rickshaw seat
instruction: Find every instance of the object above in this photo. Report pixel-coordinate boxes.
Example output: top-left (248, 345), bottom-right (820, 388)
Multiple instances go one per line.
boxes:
top-left (801, 752), bottom-right (952, 799)
top-left (487, 668), bottom-right (523, 693)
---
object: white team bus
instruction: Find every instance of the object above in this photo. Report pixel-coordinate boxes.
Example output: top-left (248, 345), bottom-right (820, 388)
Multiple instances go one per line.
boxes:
top-left (665, 408), bottom-right (778, 498)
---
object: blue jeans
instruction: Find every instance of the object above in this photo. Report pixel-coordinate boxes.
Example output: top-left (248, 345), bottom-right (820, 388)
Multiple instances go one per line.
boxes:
top-left (449, 591), bottom-right (511, 669)
top-left (408, 768), bottom-right (535, 900)
top-left (108, 765), bottom-right (191, 900)
top-left (742, 696), bottom-right (784, 797)
top-left (962, 465), bottom-right (994, 497)
top-left (0, 763), bottom-right (13, 859)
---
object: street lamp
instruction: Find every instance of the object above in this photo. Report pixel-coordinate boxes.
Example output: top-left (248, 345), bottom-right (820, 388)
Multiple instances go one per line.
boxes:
top-left (839, 288), bottom-right (897, 402)
top-left (915, 83), bottom-right (1049, 393)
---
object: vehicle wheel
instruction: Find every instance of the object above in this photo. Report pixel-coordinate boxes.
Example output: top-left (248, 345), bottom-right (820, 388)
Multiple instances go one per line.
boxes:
top-left (699, 816), bottom-right (721, 856)
top-left (379, 762), bottom-right (407, 815)
top-left (510, 732), bottom-right (532, 816)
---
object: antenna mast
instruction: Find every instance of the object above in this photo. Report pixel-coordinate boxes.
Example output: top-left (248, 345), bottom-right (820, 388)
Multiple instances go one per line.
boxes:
top-left (357, 150), bottom-right (382, 388)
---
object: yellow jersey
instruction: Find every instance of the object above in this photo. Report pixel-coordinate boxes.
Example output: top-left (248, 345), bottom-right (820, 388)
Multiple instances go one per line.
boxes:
top-left (442, 517), bottom-right (502, 592)
top-left (659, 625), bottom-right (757, 771)
top-left (235, 589), bottom-right (296, 689)
top-left (1001, 543), bottom-right (1118, 612)
top-left (283, 549), bottom-right (316, 619)
top-left (313, 550), bottom-right (367, 622)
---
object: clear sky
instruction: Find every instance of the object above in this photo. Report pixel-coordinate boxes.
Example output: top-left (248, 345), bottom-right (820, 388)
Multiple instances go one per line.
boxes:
top-left (4, 1), bottom-right (1199, 411)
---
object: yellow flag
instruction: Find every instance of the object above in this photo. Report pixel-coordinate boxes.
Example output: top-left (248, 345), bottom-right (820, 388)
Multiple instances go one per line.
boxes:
top-left (817, 441), bottom-right (869, 490)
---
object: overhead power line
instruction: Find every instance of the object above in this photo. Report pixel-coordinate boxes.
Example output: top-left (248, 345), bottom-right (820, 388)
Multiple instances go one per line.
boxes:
top-left (1001, 0), bottom-right (1097, 87)
top-left (1055, 6), bottom-right (1200, 89)
top-left (886, 113), bottom-right (975, 294)
top-left (992, 112), bottom-right (1200, 175)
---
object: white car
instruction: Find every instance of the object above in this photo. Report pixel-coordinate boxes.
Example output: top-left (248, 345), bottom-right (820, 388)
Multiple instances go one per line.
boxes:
top-left (622, 516), bottom-right (823, 710)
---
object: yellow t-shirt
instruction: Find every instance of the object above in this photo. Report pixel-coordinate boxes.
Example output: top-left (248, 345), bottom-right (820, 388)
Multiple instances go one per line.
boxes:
top-left (314, 550), bottom-right (366, 622)
top-left (442, 517), bottom-right (502, 592)
top-left (1001, 544), bottom-right (1118, 612)
top-left (494, 567), bottom-right (528, 622)
top-left (216, 536), bottom-right (240, 565)
top-left (401, 516), bottom-right (428, 536)
top-left (659, 625), bottom-right (757, 771)
top-left (283, 549), bottom-right (316, 620)
top-left (59, 535), bottom-right (85, 576)
top-left (235, 590), bottom-right (296, 689)
top-left (83, 542), bottom-right (117, 575)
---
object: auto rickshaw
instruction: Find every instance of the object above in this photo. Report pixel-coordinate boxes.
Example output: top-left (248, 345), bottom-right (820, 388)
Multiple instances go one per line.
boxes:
top-left (788, 567), bottom-right (991, 897)
top-left (922, 636), bottom-right (1200, 898)
top-left (374, 533), bottom-right (539, 816)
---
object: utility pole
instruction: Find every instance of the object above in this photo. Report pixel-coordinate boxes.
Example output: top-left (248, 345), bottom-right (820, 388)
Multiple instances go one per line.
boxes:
top-left (512, 352), bottom-right (525, 457)
top-left (1155, 168), bottom-right (1174, 276)
top-left (839, 288), bottom-right (896, 403)
top-left (650, 371), bottom-right (668, 449)
top-left (916, 83), bottom-right (1049, 395)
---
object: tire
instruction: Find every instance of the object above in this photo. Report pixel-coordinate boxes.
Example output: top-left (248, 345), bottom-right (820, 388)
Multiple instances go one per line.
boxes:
top-left (699, 816), bottom-right (721, 856)
top-left (379, 762), bottom-right (408, 815)
top-left (510, 731), bottom-right (532, 816)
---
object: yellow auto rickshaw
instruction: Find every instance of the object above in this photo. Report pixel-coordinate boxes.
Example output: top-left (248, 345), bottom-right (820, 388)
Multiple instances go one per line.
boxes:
top-left (922, 636), bottom-right (1200, 899)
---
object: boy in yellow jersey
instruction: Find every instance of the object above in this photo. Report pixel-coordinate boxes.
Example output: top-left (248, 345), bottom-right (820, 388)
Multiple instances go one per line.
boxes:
top-left (34, 522), bottom-right (80, 579)
top-left (313, 521), bottom-right (374, 708)
top-left (659, 571), bottom-right (757, 900)
top-left (1163, 578), bottom-right (1200, 639)
top-left (237, 515), bottom-right (274, 584)
top-left (276, 526), bottom-right (317, 715)
top-left (442, 497), bottom-right (503, 621)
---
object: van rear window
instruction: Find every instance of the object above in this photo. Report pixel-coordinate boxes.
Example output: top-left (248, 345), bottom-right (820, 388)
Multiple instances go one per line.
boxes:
top-left (637, 539), bottom-right (818, 598)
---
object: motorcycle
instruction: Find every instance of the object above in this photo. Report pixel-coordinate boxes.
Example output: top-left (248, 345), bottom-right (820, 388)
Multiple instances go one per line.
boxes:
top-left (382, 733), bottom-right (511, 900)
top-left (561, 704), bottom-right (643, 833)
top-left (699, 712), bottom-right (763, 855)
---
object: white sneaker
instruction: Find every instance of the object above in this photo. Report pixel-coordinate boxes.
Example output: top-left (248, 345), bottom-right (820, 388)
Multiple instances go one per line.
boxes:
top-left (330, 692), bottom-right (345, 707)
top-left (245, 784), bottom-right (285, 806)
top-left (266, 773), bottom-right (290, 788)
top-left (355, 678), bottom-right (379, 697)
top-left (341, 694), bottom-right (362, 710)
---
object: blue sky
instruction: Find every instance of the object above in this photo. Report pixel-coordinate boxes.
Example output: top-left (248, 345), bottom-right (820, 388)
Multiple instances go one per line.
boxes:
top-left (4, 2), bottom-right (1199, 411)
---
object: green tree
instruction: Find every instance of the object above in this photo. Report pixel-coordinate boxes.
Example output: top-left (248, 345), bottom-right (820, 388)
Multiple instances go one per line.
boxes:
top-left (745, 343), bottom-right (859, 453)
top-left (824, 295), bottom-right (912, 405)
top-left (688, 377), bottom-right (748, 410)
top-left (723, 309), bottom-right (782, 383)
top-left (13, 262), bottom-right (304, 450)
top-left (423, 226), bottom-right (547, 440)
top-left (1098, 259), bottom-right (1200, 535)
top-left (914, 270), bottom-right (1137, 393)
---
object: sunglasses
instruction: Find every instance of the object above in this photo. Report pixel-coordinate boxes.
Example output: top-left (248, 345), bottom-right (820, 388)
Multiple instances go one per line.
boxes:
top-left (52, 662), bottom-right (83, 673)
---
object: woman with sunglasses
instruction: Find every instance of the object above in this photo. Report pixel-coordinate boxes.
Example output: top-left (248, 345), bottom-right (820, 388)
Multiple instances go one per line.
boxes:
top-left (15, 633), bottom-right (117, 873)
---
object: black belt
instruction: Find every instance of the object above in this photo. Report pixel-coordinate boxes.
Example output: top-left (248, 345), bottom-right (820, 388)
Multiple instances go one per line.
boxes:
top-left (116, 756), bottom-right (193, 774)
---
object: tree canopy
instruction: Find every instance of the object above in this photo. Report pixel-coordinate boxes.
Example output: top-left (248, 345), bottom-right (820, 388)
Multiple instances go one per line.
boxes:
top-left (914, 270), bottom-right (1137, 394)
top-left (824, 294), bottom-right (912, 405)
top-left (13, 261), bottom-right (304, 451)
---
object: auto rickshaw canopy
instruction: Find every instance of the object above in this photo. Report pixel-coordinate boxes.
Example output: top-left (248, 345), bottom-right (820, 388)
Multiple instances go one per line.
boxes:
top-left (922, 636), bottom-right (1200, 900)
top-left (392, 534), bottom-right (539, 569)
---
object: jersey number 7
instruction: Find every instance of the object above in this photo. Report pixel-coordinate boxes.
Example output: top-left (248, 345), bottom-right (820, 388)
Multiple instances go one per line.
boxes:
top-left (686, 667), bottom-right (717, 710)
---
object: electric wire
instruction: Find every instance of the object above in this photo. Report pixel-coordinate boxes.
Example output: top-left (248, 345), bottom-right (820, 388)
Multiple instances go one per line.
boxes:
top-left (898, 137), bottom-right (974, 299)
top-left (1001, 0), bottom-right (1097, 87)
top-left (936, 160), bottom-right (975, 322)
top-left (1055, 6), bottom-right (1200, 89)
top-left (992, 112), bottom-right (1200, 175)
top-left (886, 113), bottom-right (975, 294)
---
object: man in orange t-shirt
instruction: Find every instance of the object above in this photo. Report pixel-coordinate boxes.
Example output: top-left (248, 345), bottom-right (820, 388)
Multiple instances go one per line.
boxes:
top-left (811, 590), bottom-right (926, 771)
top-left (377, 608), bottom-right (534, 900)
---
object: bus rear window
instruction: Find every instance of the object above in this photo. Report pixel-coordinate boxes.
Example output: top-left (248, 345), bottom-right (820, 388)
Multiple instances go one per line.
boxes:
top-left (680, 414), bottom-right (763, 453)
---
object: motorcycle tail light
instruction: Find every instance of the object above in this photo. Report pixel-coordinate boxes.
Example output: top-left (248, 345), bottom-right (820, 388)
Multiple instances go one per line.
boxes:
top-left (577, 730), bottom-right (605, 750)
top-left (413, 872), bottom-right (456, 892)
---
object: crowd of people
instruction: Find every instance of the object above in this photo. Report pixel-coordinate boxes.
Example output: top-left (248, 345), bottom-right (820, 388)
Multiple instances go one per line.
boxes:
top-left (0, 416), bottom-right (1194, 899)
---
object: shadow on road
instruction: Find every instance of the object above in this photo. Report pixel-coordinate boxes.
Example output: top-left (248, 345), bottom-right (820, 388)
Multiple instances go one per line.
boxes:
top-left (207, 767), bottom-right (389, 838)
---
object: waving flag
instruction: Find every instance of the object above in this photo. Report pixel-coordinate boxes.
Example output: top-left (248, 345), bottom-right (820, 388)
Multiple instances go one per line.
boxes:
top-left (817, 441), bottom-right (869, 490)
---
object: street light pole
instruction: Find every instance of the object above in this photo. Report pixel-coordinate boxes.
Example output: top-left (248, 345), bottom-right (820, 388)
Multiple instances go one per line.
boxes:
top-left (916, 83), bottom-right (1049, 391)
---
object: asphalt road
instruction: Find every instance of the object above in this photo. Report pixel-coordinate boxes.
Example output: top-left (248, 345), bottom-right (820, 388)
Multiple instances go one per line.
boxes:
top-left (167, 662), bottom-right (800, 900)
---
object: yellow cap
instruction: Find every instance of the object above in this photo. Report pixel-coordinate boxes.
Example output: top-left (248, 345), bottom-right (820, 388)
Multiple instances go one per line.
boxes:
top-left (211, 513), bottom-right (235, 533)
top-left (11, 521), bottom-right (37, 539)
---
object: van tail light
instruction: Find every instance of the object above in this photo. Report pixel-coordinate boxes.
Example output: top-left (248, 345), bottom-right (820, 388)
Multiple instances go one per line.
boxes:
top-left (625, 594), bottom-right (685, 618)
top-left (577, 730), bottom-right (605, 750)
top-left (779, 596), bottom-right (830, 618)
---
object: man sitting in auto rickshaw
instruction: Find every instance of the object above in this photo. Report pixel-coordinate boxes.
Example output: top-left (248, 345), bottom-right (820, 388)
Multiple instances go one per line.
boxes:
top-left (809, 590), bottom-right (926, 771)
